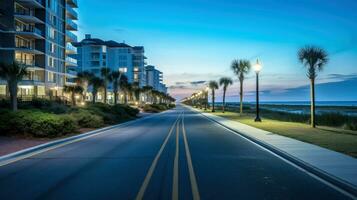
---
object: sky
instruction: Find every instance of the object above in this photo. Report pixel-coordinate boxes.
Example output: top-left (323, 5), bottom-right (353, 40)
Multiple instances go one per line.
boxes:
top-left (77, 0), bottom-right (357, 102)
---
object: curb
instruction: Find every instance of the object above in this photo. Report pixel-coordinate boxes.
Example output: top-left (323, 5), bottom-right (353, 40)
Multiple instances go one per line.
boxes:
top-left (186, 105), bottom-right (357, 197)
top-left (0, 109), bottom-right (171, 167)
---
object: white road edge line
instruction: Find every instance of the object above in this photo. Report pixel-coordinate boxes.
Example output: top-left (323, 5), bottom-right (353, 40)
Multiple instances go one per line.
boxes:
top-left (189, 107), bottom-right (357, 200)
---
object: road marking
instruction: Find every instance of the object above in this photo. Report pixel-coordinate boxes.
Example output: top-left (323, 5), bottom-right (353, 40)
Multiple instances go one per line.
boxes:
top-left (136, 113), bottom-right (182, 200)
top-left (172, 119), bottom-right (180, 200)
top-left (182, 112), bottom-right (201, 200)
top-left (189, 107), bottom-right (357, 200)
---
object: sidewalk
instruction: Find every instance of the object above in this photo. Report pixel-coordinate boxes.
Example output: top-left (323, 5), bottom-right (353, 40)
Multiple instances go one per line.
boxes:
top-left (189, 107), bottom-right (357, 193)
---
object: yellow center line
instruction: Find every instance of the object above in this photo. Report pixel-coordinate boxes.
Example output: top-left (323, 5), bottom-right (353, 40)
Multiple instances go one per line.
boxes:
top-left (135, 112), bottom-right (182, 200)
top-left (172, 118), bottom-right (180, 200)
top-left (182, 111), bottom-right (201, 200)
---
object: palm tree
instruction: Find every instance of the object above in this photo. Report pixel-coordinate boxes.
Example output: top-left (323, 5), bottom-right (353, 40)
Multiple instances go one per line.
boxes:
top-left (298, 46), bottom-right (328, 128)
top-left (76, 71), bottom-right (94, 101)
top-left (142, 86), bottom-right (153, 103)
top-left (100, 67), bottom-right (111, 104)
top-left (219, 77), bottom-right (233, 113)
top-left (0, 62), bottom-right (28, 111)
top-left (63, 85), bottom-right (84, 106)
top-left (119, 75), bottom-right (130, 104)
top-left (231, 59), bottom-right (251, 115)
top-left (89, 77), bottom-right (104, 104)
top-left (109, 71), bottom-right (121, 104)
top-left (208, 80), bottom-right (219, 112)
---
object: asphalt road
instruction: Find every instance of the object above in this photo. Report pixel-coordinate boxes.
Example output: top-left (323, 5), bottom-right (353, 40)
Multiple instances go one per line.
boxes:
top-left (0, 105), bottom-right (354, 200)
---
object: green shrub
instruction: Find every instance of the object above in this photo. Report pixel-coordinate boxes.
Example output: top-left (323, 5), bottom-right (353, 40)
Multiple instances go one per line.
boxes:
top-left (71, 110), bottom-right (104, 128)
top-left (0, 110), bottom-right (77, 137)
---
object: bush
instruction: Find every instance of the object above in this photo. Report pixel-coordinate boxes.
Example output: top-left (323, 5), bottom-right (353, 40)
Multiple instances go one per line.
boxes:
top-left (0, 110), bottom-right (77, 137)
top-left (71, 110), bottom-right (104, 128)
top-left (142, 103), bottom-right (174, 113)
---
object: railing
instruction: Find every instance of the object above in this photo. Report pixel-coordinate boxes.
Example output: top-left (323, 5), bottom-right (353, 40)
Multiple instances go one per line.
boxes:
top-left (66, 43), bottom-right (77, 53)
top-left (15, 25), bottom-right (42, 36)
top-left (65, 5), bottom-right (78, 19)
top-left (66, 19), bottom-right (78, 30)
top-left (66, 30), bottom-right (77, 42)
top-left (65, 56), bottom-right (77, 64)
top-left (15, 59), bottom-right (35, 66)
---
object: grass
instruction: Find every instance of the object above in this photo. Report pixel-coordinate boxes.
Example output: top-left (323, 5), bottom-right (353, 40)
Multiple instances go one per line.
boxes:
top-left (202, 109), bottom-right (357, 158)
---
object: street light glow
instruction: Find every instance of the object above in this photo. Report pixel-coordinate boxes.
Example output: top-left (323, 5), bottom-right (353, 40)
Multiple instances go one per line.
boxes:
top-left (253, 59), bottom-right (262, 73)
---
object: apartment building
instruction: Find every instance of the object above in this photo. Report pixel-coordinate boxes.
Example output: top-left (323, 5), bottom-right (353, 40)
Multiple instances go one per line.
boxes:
top-left (0, 0), bottom-right (78, 99)
top-left (145, 65), bottom-right (167, 94)
top-left (73, 34), bottom-right (147, 87)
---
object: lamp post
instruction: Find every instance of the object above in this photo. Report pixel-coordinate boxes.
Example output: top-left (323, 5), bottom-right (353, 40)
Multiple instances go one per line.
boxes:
top-left (253, 59), bottom-right (262, 122)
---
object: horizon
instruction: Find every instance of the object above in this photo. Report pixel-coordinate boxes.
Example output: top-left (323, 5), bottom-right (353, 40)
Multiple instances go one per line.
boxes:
top-left (77, 0), bottom-right (357, 101)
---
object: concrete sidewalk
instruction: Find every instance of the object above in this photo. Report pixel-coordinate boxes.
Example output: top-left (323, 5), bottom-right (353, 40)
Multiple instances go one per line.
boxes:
top-left (189, 107), bottom-right (357, 194)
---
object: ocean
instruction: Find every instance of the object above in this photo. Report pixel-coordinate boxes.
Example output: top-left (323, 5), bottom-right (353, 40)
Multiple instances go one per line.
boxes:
top-left (218, 101), bottom-right (357, 107)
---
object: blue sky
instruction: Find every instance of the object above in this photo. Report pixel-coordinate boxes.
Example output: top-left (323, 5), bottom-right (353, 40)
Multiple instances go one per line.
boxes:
top-left (77, 0), bottom-right (357, 101)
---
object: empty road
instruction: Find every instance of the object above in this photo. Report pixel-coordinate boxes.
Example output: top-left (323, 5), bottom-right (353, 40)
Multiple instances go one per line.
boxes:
top-left (0, 105), bottom-right (354, 199)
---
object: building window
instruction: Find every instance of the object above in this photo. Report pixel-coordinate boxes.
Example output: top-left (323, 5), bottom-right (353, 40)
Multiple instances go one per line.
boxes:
top-left (48, 71), bottom-right (55, 82)
top-left (48, 57), bottom-right (55, 67)
top-left (49, 42), bottom-right (55, 53)
top-left (119, 67), bottom-right (127, 73)
top-left (48, 27), bottom-right (55, 39)
top-left (0, 85), bottom-right (6, 95)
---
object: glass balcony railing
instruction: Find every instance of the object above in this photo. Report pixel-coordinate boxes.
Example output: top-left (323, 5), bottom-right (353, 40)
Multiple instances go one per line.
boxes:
top-left (66, 19), bottom-right (78, 31)
top-left (15, 59), bottom-right (36, 66)
top-left (15, 25), bottom-right (42, 36)
top-left (66, 5), bottom-right (78, 20)
top-left (66, 43), bottom-right (77, 53)
top-left (66, 30), bottom-right (77, 42)
top-left (66, 56), bottom-right (77, 65)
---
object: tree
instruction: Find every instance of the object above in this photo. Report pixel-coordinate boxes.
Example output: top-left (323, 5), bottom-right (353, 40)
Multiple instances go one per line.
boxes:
top-left (100, 67), bottom-right (111, 104)
top-left (119, 75), bottom-right (130, 104)
top-left (0, 62), bottom-right (28, 111)
top-left (298, 46), bottom-right (328, 128)
top-left (219, 77), bottom-right (233, 113)
top-left (142, 86), bottom-right (153, 103)
top-left (208, 80), bottom-right (219, 112)
top-left (231, 59), bottom-right (251, 115)
top-left (89, 77), bottom-right (104, 104)
top-left (63, 85), bottom-right (84, 106)
top-left (109, 71), bottom-right (121, 104)
top-left (76, 71), bottom-right (94, 101)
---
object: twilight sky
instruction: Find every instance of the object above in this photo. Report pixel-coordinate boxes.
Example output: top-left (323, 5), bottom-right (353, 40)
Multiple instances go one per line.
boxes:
top-left (77, 0), bottom-right (357, 101)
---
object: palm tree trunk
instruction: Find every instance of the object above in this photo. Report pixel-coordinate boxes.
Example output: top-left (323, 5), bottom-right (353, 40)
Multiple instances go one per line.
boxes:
top-left (240, 80), bottom-right (243, 115)
top-left (310, 78), bottom-right (316, 128)
top-left (104, 86), bottom-right (107, 104)
top-left (114, 91), bottom-right (118, 104)
top-left (222, 89), bottom-right (226, 113)
top-left (9, 81), bottom-right (18, 112)
top-left (212, 90), bottom-right (215, 112)
top-left (92, 91), bottom-right (96, 104)
top-left (71, 92), bottom-right (76, 106)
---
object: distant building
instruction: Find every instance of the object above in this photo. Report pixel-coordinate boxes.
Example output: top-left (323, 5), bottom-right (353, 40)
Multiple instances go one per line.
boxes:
top-left (145, 65), bottom-right (167, 94)
top-left (0, 0), bottom-right (79, 99)
top-left (73, 34), bottom-right (147, 87)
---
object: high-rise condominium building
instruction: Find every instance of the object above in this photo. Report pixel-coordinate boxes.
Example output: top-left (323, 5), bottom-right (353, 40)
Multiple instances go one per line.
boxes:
top-left (73, 34), bottom-right (147, 87)
top-left (145, 65), bottom-right (167, 94)
top-left (0, 0), bottom-right (78, 99)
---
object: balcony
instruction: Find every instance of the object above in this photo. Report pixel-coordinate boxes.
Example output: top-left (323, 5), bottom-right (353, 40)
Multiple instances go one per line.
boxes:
top-left (14, 9), bottom-right (44, 24)
top-left (15, 25), bottom-right (43, 39)
top-left (66, 19), bottom-right (78, 31)
top-left (66, 0), bottom-right (78, 8)
top-left (65, 56), bottom-right (77, 66)
top-left (66, 43), bottom-right (77, 54)
top-left (66, 5), bottom-right (78, 20)
top-left (66, 30), bottom-right (77, 42)
top-left (15, 0), bottom-right (44, 8)
top-left (15, 59), bottom-right (36, 67)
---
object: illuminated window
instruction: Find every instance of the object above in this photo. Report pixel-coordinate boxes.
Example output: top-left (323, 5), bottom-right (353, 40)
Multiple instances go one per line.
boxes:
top-left (119, 67), bottom-right (127, 73)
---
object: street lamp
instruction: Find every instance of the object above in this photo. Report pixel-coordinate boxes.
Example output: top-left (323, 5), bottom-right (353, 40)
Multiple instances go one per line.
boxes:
top-left (253, 59), bottom-right (262, 122)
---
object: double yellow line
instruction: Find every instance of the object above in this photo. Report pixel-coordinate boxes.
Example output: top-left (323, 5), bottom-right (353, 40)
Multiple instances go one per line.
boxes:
top-left (136, 112), bottom-right (200, 200)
